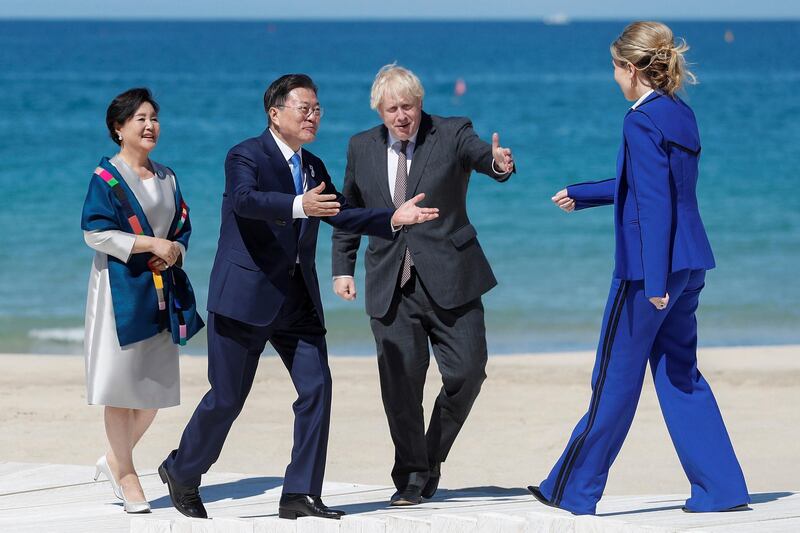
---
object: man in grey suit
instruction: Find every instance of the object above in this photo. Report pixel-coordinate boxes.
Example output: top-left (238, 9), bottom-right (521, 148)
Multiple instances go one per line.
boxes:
top-left (331, 64), bottom-right (515, 505)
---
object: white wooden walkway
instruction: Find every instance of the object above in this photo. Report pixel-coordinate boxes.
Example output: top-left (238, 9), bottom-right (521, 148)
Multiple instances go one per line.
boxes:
top-left (0, 463), bottom-right (797, 532)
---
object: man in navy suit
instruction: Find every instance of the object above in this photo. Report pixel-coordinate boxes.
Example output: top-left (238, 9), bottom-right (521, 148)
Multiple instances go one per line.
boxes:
top-left (158, 74), bottom-right (438, 520)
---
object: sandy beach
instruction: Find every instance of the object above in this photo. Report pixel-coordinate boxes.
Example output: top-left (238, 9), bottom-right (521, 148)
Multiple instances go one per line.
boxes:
top-left (1, 345), bottom-right (797, 497)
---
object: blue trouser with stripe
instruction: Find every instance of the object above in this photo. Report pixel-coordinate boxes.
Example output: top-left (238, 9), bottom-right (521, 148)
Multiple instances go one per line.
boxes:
top-left (539, 269), bottom-right (749, 515)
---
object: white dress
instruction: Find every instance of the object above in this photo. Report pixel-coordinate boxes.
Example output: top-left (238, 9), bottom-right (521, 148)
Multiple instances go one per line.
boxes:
top-left (83, 155), bottom-right (185, 409)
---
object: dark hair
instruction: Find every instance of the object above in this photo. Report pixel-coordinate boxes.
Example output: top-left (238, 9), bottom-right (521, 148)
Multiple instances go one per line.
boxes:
top-left (263, 74), bottom-right (317, 125)
top-left (105, 88), bottom-right (160, 145)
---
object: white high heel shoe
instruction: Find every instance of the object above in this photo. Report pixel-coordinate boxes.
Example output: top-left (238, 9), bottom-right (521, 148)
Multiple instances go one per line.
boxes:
top-left (93, 455), bottom-right (123, 500)
top-left (121, 487), bottom-right (151, 514)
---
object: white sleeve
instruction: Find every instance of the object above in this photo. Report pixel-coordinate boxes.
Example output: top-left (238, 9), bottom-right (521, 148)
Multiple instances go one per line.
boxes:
top-left (84, 229), bottom-right (136, 263)
top-left (292, 194), bottom-right (308, 219)
top-left (176, 242), bottom-right (186, 262)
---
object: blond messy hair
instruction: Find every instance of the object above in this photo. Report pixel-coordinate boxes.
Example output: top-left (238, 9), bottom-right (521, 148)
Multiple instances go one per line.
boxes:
top-left (370, 63), bottom-right (425, 110)
top-left (611, 21), bottom-right (697, 96)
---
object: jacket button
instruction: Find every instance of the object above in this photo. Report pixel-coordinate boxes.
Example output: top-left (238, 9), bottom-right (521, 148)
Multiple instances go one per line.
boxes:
top-left (402, 227), bottom-right (408, 233)
top-left (276, 219), bottom-right (286, 226)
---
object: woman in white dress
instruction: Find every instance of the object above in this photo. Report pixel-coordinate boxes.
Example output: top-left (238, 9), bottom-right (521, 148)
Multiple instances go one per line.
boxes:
top-left (81, 88), bottom-right (202, 513)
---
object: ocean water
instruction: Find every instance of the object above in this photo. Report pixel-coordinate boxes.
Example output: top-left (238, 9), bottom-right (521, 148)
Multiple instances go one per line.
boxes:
top-left (0, 20), bottom-right (798, 355)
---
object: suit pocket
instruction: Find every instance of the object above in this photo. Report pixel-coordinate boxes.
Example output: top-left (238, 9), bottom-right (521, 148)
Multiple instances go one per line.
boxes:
top-left (449, 224), bottom-right (478, 249)
top-left (227, 249), bottom-right (261, 271)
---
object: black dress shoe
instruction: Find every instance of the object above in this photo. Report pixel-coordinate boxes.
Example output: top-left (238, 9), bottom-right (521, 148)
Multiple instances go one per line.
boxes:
top-left (527, 485), bottom-right (558, 509)
top-left (314, 496), bottom-right (345, 516)
top-left (158, 462), bottom-right (207, 519)
top-left (390, 485), bottom-right (423, 506)
top-left (682, 503), bottom-right (751, 513)
top-left (278, 493), bottom-right (343, 520)
top-left (421, 464), bottom-right (441, 499)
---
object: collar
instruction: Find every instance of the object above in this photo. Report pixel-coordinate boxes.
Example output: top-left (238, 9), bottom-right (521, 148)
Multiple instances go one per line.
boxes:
top-left (269, 128), bottom-right (301, 163)
top-left (387, 128), bottom-right (419, 151)
top-left (631, 88), bottom-right (655, 110)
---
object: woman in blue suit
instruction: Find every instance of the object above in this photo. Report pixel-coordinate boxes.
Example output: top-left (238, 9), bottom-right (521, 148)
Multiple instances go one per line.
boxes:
top-left (528, 22), bottom-right (750, 515)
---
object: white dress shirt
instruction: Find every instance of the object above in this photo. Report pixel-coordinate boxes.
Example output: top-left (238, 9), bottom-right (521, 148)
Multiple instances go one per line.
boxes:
top-left (387, 130), bottom-right (418, 199)
top-left (631, 88), bottom-right (655, 110)
top-left (269, 128), bottom-right (308, 219)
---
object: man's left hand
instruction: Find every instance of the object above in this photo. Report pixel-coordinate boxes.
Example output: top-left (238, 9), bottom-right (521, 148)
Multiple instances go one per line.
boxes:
top-left (492, 132), bottom-right (514, 174)
top-left (391, 193), bottom-right (440, 226)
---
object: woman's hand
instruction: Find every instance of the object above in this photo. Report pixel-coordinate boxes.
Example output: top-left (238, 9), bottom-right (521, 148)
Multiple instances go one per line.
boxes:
top-left (552, 189), bottom-right (575, 212)
top-left (148, 256), bottom-right (169, 271)
top-left (649, 293), bottom-right (670, 311)
top-left (150, 238), bottom-right (181, 267)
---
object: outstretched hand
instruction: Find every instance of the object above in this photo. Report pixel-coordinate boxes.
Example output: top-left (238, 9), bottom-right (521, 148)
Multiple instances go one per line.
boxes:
top-left (391, 193), bottom-right (439, 226)
top-left (303, 182), bottom-right (341, 217)
top-left (552, 189), bottom-right (575, 212)
top-left (492, 132), bottom-right (514, 174)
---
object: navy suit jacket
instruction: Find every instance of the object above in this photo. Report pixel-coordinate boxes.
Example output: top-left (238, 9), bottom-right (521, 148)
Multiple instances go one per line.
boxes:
top-left (207, 129), bottom-right (395, 327)
top-left (567, 92), bottom-right (715, 298)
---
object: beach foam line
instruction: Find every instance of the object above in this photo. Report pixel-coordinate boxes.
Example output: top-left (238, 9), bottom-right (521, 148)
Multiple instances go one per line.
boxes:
top-left (28, 327), bottom-right (83, 343)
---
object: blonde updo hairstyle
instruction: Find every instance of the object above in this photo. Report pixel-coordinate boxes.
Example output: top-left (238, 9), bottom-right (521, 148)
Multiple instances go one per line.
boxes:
top-left (611, 21), bottom-right (696, 97)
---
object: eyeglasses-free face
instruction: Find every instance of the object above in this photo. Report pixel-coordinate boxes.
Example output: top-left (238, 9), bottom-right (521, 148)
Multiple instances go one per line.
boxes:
top-left (378, 93), bottom-right (421, 142)
top-left (116, 102), bottom-right (160, 153)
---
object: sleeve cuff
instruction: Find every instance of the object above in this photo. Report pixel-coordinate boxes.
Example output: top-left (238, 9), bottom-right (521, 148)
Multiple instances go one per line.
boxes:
top-left (332, 275), bottom-right (354, 280)
top-left (491, 159), bottom-right (510, 176)
top-left (176, 242), bottom-right (187, 263)
top-left (292, 194), bottom-right (308, 219)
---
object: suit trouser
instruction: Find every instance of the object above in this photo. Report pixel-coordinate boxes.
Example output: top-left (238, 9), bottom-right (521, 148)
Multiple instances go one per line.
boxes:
top-left (539, 269), bottom-right (749, 515)
top-left (164, 274), bottom-right (331, 495)
top-left (370, 269), bottom-right (488, 490)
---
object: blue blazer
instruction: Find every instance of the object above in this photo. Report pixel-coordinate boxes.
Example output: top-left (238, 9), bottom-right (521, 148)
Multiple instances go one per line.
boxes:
top-left (207, 129), bottom-right (394, 327)
top-left (567, 92), bottom-right (715, 298)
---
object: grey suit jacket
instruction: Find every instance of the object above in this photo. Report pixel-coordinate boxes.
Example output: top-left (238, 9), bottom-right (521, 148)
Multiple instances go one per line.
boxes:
top-left (332, 112), bottom-right (512, 318)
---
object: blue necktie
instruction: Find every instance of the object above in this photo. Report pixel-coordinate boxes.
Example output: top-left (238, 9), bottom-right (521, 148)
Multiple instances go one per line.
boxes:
top-left (290, 153), bottom-right (303, 195)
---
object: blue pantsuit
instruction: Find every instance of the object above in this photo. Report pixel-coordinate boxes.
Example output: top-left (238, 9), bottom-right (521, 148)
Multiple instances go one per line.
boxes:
top-left (539, 270), bottom-right (748, 514)
top-left (537, 92), bottom-right (749, 514)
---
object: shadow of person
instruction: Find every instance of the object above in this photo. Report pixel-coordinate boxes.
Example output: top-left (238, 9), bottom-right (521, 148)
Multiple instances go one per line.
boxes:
top-left (329, 485), bottom-right (532, 516)
top-left (434, 486), bottom-right (531, 499)
top-left (749, 491), bottom-right (794, 504)
top-left (148, 475), bottom-right (284, 509)
top-left (597, 503), bottom-right (685, 517)
top-left (596, 491), bottom-right (796, 517)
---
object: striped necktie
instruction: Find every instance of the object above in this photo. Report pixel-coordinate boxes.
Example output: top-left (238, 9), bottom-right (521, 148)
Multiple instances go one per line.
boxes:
top-left (393, 140), bottom-right (413, 287)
